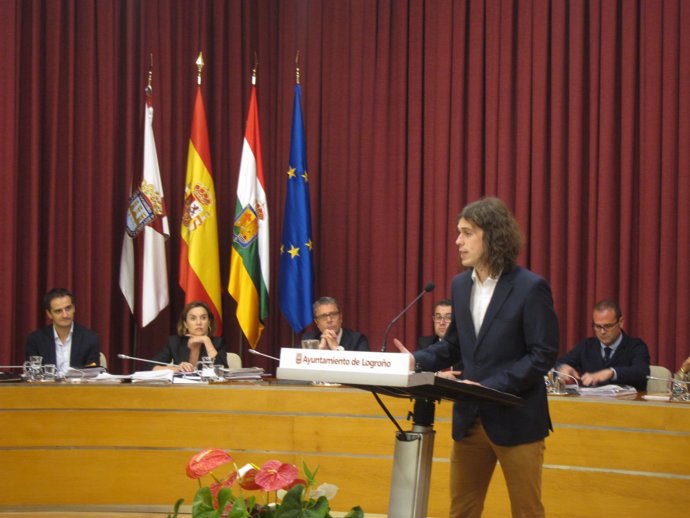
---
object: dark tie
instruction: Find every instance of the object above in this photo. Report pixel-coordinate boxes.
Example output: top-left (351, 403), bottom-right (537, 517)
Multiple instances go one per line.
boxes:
top-left (604, 347), bottom-right (612, 364)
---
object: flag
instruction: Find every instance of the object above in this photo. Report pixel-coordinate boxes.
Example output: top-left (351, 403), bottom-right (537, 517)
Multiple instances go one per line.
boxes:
top-left (118, 90), bottom-right (170, 327)
top-left (279, 84), bottom-right (314, 332)
top-left (179, 85), bottom-right (223, 332)
top-left (228, 82), bottom-right (269, 348)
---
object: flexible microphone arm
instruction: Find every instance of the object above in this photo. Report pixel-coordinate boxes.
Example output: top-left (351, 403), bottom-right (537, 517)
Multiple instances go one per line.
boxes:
top-left (117, 353), bottom-right (172, 367)
top-left (381, 282), bottom-right (435, 352)
top-left (647, 375), bottom-right (690, 386)
top-left (248, 349), bottom-right (280, 362)
top-left (550, 368), bottom-right (580, 387)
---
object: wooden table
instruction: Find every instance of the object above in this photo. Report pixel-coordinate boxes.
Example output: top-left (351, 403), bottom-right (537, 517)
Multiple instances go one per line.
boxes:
top-left (0, 382), bottom-right (688, 517)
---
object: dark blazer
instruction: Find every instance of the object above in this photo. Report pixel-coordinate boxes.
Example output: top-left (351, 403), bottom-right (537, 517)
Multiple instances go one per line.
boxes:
top-left (26, 323), bottom-right (101, 367)
top-left (414, 266), bottom-right (559, 446)
top-left (417, 335), bottom-right (441, 350)
top-left (557, 332), bottom-right (650, 391)
top-left (301, 327), bottom-right (370, 351)
top-left (149, 336), bottom-right (227, 369)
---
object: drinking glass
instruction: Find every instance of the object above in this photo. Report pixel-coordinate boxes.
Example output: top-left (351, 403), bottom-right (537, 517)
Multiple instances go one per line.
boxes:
top-left (196, 356), bottom-right (215, 380)
top-left (301, 339), bottom-right (320, 350)
top-left (43, 364), bottom-right (57, 381)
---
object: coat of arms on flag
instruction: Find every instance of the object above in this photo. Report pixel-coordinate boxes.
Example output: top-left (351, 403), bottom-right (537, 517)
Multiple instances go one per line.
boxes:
top-left (125, 180), bottom-right (165, 238)
top-left (182, 183), bottom-right (214, 232)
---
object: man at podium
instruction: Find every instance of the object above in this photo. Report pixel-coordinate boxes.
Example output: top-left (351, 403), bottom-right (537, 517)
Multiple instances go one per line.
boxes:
top-left (395, 197), bottom-right (559, 518)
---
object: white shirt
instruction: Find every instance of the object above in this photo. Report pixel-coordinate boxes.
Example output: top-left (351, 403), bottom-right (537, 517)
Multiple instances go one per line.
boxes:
top-left (470, 269), bottom-right (500, 335)
top-left (53, 323), bottom-right (74, 375)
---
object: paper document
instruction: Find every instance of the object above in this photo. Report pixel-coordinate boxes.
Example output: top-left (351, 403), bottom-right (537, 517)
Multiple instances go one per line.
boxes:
top-left (220, 367), bottom-right (265, 380)
top-left (64, 366), bottom-right (106, 379)
top-left (131, 370), bottom-right (174, 383)
top-left (578, 384), bottom-right (637, 398)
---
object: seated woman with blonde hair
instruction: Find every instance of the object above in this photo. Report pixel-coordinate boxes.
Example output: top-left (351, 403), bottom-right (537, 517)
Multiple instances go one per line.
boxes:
top-left (151, 301), bottom-right (227, 372)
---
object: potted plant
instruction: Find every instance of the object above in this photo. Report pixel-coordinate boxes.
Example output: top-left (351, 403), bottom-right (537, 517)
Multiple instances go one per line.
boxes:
top-left (168, 448), bottom-right (364, 518)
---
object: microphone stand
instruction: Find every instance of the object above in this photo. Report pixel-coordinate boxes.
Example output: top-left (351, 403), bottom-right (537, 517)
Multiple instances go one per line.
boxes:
top-left (381, 283), bottom-right (435, 352)
top-left (247, 349), bottom-right (280, 362)
top-left (117, 354), bottom-right (173, 367)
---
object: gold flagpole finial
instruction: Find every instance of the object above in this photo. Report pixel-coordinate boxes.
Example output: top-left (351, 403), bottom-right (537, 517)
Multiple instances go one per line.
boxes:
top-left (196, 52), bottom-right (205, 85)
top-left (295, 50), bottom-right (300, 85)
top-left (252, 53), bottom-right (258, 86)
top-left (146, 53), bottom-right (153, 96)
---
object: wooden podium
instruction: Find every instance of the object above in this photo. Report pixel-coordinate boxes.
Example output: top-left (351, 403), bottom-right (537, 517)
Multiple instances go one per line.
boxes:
top-left (277, 349), bottom-right (521, 518)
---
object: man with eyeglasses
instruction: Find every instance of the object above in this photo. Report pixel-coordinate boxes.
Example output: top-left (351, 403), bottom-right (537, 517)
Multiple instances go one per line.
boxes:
top-left (418, 299), bottom-right (453, 349)
top-left (555, 300), bottom-right (650, 391)
top-left (301, 296), bottom-right (370, 351)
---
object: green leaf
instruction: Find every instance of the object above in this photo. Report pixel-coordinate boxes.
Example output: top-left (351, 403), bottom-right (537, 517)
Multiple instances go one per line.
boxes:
top-left (191, 487), bottom-right (220, 518)
top-left (216, 487), bottom-right (233, 512)
top-left (302, 463), bottom-right (319, 487)
top-left (225, 495), bottom-right (250, 518)
top-left (167, 497), bottom-right (184, 518)
top-left (275, 484), bottom-right (305, 512)
top-left (343, 506), bottom-right (364, 518)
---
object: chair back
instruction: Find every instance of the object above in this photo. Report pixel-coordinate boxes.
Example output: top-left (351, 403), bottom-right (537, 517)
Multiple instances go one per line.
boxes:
top-left (647, 365), bottom-right (672, 394)
top-left (227, 352), bottom-right (242, 370)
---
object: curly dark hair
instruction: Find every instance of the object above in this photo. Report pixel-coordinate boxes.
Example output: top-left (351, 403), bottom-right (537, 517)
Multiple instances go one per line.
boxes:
top-left (459, 197), bottom-right (524, 277)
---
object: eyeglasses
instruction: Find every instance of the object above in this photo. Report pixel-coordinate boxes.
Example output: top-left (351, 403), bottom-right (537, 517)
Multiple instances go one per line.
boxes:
top-left (433, 314), bottom-right (452, 323)
top-left (315, 311), bottom-right (340, 322)
top-left (592, 320), bottom-right (620, 332)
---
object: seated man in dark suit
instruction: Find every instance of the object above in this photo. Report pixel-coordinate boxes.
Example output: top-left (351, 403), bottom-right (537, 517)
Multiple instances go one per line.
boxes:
top-left (556, 300), bottom-right (650, 391)
top-left (418, 299), bottom-right (452, 350)
top-left (301, 296), bottom-right (370, 351)
top-left (26, 288), bottom-right (101, 375)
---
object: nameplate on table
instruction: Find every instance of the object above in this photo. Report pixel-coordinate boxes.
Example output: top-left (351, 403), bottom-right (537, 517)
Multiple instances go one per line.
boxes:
top-left (277, 348), bottom-right (420, 386)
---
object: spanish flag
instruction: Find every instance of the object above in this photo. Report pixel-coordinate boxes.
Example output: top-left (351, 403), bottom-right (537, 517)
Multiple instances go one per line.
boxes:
top-left (228, 79), bottom-right (269, 348)
top-left (179, 84), bottom-right (222, 332)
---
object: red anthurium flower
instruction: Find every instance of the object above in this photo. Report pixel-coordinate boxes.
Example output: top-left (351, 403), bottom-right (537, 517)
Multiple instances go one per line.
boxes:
top-left (186, 449), bottom-right (234, 479)
top-left (238, 466), bottom-right (262, 491)
top-left (254, 460), bottom-right (298, 491)
top-left (210, 472), bottom-right (238, 503)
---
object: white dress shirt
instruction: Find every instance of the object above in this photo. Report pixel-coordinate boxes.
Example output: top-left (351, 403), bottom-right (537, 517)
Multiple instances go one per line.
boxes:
top-left (470, 269), bottom-right (500, 335)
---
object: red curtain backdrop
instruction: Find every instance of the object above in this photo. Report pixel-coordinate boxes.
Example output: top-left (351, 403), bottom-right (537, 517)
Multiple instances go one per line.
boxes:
top-left (1, 0), bottom-right (688, 373)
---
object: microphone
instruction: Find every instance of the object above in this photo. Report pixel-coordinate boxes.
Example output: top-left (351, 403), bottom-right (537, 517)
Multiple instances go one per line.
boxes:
top-left (248, 349), bottom-right (280, 362)
top-left (548, 368), bottom-right (580, 395)
top-left (117, 353), bottom-right (172, 367)
top-left (381, 282), bottom-right (435, 352)
top-left (550, 369), bottom-right (579, 386)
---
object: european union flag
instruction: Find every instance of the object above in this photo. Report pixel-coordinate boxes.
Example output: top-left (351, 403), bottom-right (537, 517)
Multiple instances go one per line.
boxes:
top-left (279, 84), bottom-right (314, 332)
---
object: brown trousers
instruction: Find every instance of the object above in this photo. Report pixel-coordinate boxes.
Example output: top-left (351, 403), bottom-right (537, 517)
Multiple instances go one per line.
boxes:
top-left (449, 419), bottom-right (545, 518)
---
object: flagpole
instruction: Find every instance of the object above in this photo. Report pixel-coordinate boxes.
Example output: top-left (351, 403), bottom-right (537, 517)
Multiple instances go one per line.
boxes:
top-left (196, 52), bottom-right (204, 85)
top-left (295, 50), bottom-right (300, 85)
top-left (292, 50), bottom-right (299, 349)
top-left (237, 57), bottom-right (255, 360)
